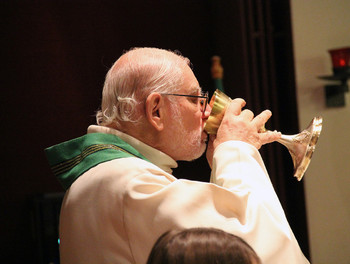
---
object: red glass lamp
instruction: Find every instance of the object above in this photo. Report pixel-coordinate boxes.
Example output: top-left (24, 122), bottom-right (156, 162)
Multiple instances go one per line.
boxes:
top-left (319, 47), bottom-right (350, 107)
top-left (329, 47), bottom-right (350, 69)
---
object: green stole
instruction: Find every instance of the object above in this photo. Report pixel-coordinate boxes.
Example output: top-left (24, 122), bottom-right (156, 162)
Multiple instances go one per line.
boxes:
top-left (45, 133), bottom-right (149, 190)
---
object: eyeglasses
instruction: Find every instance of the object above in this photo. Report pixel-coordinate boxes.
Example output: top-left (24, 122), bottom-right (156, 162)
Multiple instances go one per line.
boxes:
top-left (161, 91), bottom-right (209, 113)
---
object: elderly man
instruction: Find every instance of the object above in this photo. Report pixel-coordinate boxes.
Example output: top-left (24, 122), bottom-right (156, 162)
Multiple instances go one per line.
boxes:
top-left (46, 47), bottom-right (309, 264)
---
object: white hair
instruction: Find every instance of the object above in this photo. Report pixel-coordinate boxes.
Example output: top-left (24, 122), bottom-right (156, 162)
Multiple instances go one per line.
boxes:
top-left (96, 47), bottom-right (191, 127)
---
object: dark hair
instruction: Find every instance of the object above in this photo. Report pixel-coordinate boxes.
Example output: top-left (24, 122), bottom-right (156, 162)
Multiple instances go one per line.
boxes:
top-left (147, 227), bottom-right (261, 264)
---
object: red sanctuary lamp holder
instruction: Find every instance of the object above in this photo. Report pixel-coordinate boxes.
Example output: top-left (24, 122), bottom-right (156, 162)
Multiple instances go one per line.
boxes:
top-left (318, 47), bottom-right (350, 107)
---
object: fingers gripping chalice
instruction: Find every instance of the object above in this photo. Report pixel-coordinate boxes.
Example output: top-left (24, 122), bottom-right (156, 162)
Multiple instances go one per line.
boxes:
top-left (203, 89), bottom-right (323, 181)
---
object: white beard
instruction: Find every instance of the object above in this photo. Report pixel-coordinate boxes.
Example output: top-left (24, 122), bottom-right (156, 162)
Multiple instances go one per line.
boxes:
top-left (169, 105), bottom-right (207, 161)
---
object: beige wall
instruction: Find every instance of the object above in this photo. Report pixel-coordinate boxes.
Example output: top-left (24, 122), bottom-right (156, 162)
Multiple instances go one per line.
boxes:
top-left (290, 0), bottom-right (350, 263)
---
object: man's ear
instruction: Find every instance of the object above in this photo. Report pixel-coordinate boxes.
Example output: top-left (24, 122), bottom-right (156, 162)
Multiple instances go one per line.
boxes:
top-left (145, 93), bottom-right (165, 131)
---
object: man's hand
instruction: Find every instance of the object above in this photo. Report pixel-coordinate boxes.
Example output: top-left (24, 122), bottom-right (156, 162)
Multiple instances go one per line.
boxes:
top-left (211, 98), bottom-right (281, 151)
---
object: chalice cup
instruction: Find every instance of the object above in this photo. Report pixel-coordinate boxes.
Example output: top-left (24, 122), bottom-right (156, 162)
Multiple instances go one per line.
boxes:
top-left (203, 89), bottom-right (323, 181)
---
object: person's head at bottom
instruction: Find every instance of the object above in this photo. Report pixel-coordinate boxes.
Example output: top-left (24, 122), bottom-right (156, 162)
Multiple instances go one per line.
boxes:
top-left (147, 227), bottom-right (262, 264)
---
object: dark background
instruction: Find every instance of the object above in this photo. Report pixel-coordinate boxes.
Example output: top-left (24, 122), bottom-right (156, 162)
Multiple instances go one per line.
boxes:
top-left (1, 0), bottom-right (309, 263)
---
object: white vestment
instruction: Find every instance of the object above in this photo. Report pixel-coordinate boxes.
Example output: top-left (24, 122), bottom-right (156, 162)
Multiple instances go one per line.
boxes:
top-left (58, 125), bottom-right (309, 264)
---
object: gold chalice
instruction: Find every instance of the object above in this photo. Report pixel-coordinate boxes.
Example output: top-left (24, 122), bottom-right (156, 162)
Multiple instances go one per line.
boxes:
top-left (204, 89), bottom-right (323, 181)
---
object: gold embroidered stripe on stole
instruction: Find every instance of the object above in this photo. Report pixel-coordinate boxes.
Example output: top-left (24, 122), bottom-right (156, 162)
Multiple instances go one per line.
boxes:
top-left (51, 144), bottom-right (137, 176)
